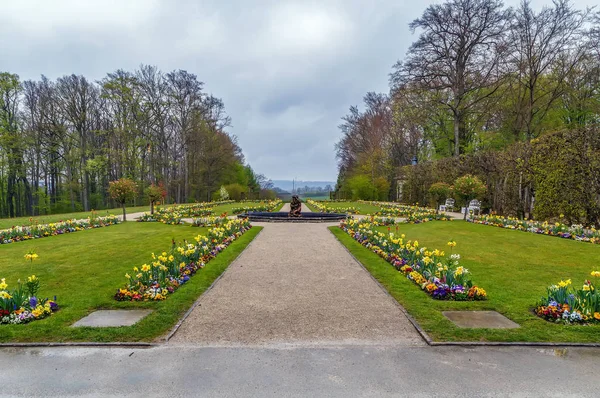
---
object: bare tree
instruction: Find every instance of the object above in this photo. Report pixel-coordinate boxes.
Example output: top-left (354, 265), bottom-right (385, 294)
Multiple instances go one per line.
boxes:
top-left (392, 0), bottom-right (511, 156)
top-left (56, 75), bottom-right (99, 211)
top-left (508, 0), bottom-right (592, 140)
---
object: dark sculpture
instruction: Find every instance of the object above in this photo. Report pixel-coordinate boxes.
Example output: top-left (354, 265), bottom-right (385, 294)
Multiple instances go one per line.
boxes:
top-left (289, 195), bottom-right (302, 217)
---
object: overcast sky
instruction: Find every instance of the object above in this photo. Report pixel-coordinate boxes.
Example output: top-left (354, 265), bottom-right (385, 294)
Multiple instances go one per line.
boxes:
top-left (0, 0), bottom-right (596, 181)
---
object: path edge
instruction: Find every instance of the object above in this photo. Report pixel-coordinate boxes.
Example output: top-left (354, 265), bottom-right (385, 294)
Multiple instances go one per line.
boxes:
top-left (327, 226), bottom-right (600, 349)
top-left (163, 226), bottom-right (264, 343)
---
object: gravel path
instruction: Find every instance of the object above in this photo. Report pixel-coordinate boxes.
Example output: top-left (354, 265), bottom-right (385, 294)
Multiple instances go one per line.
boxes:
top-left (279, 202), bottom-right (312, 213)
top-left (170, 222), bottom-right (422, 346)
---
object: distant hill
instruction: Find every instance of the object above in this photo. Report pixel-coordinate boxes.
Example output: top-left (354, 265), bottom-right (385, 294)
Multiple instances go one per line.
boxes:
top-left (272, 180), bottom-right (335, 192)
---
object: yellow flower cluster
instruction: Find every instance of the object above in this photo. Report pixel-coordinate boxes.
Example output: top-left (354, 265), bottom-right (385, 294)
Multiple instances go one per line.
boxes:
top-left (24, 252), bottom-right (39, 261)
top-left (409, 271), bottom-right (426, 284)
top-left (31, 303), bottom-right (52, 318)
top-left (557, 279), bottom-right (572, 288)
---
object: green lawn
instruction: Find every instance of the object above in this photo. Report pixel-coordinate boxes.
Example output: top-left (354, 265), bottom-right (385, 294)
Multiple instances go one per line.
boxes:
top-left (305, 201), bottom-right (383, 214)
top-left (330, 221), bottom-right (600, 343)
top-left (0, 221), bottom-right (262, 342)
top-left (300, 195), bottom-right (329, 201)
top-left (0, 206), bottom-right (150, 230)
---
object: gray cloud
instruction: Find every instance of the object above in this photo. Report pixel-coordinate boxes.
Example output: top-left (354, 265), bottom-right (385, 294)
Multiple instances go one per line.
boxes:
top-left (1, 0), bottom-right (596, 180)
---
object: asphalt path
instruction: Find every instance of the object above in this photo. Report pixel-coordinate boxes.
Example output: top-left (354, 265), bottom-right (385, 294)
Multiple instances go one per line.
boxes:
top-left (2, 344), bottom-right (599, 397)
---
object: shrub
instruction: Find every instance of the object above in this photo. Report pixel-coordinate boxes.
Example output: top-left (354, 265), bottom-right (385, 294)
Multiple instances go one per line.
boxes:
top-left (145, 183), bottom-right (167, 214)
top-left (108, 178), bottom-right (138, 221)
top-left (453, 175), bottom-right (486, 219)
top-left (428, 182), bottom-right (453, 211)
top-left (218, 185), bottom-right (230, 200)
top-left (224, 183), bottom-right (245, 201)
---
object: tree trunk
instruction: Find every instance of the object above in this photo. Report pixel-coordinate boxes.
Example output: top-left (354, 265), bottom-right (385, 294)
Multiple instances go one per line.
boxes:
top-left (453, 112), bottom-right (461, 157)
top-left (122, 203), bottom-right (126, 221)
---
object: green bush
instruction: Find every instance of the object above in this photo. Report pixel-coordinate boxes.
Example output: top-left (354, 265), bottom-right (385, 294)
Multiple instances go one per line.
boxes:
top-left (428, 182), bottom-right (453, 210)
top-left (224, 183), bottom-right (246, 201)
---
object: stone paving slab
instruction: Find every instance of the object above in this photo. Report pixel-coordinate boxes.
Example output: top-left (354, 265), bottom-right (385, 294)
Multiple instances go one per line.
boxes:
top-left (72, 310), bottom-right (152, 327)
top-left (171, 222), bottom-right (422, 346)
top-left (442, 311), bottom-right (520, 329)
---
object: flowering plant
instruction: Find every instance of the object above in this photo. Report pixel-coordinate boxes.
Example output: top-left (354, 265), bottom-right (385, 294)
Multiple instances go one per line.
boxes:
top-left (0, 215), bottom-right (120, 245)
top-left (469, 214), bottom-right (600, 245)
top-left (232, 199), bottom-right (282, 214)
top-left (340, 218), bottom-right (486, 300)
top-left (191, 216), bottom-right (230, 227)
top-left (306, 200), bottom-right (359, 214)
top-left (535, 272), bottom-right (600, 324)
top-left (115, 218), bottom-right (252, 301)
top-left (0, 276), bottom-right (58, 325)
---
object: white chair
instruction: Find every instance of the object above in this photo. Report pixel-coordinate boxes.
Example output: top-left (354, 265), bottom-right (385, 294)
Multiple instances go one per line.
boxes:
top-left (444, 198), bottom-right (455, 212)
top-left (467, 199), bottom-right (481, 215)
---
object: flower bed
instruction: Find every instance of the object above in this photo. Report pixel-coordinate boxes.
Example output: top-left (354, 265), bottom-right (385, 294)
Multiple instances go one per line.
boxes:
top-left (469, 215), bottom-right (600, 245)
top-left (340, 218), bottom-right (486, 300)
top-left (535, 272), bottom-right (600, 324)
top-left (0, 215), bottom-right (120, 245)
top-left (306, 199), bottom-right (358, 214)
top-left (136, 201), bottom-right (238, 224)
top-left (114, 218), bottom-right (252, 301)
top-left (191, 216), bottom-right (230, 227)
top-left (0, 276), bottom-right (59, 325)
top-left (231, 199), bottom-right (282, 214)
top-left (376, 203), bottom-right (438, 218)
top-left (137, 211), bottom-right (184, 225)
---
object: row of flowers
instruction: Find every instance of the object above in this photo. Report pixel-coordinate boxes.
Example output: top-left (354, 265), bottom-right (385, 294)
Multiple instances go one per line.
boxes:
top-left (469, 214), bottom-right (600, 245)
top-left (191, 216), bottom-right (230, 227)
top-left (375, 203), bottom-right (439, 218)
top-left (0, 275), bottom-right (59, 325)
top-left (340, 218), bottom-right (486, 300)
top-left (137, 200), bottom-right (239, 224)
top-left (0, 215), bottom-right (120, 245)
top-left (232, 199), bottom-right (282, 214)
top-left (114, 218), bottom-right (252, 301)
top-left (137, 211), bottom-right (191, 225)
top-left (362, 214), bottom-right (453, 226)
top-left (535, 272), bottom-right (600, 324)
top-left (306, 199), bottom-right (359, 214)
top-left (312, 200), bottom-right (452, 222)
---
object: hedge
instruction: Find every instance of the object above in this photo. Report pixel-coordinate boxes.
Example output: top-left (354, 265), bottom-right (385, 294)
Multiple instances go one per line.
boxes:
top-left (397, 127), bottom-right (600, 225)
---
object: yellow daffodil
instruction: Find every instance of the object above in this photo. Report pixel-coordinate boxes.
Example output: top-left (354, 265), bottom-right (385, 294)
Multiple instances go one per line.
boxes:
top-left (24, 252), bottom-right (39, 261)
top-left (557, 279), bottom-right (572, 288)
